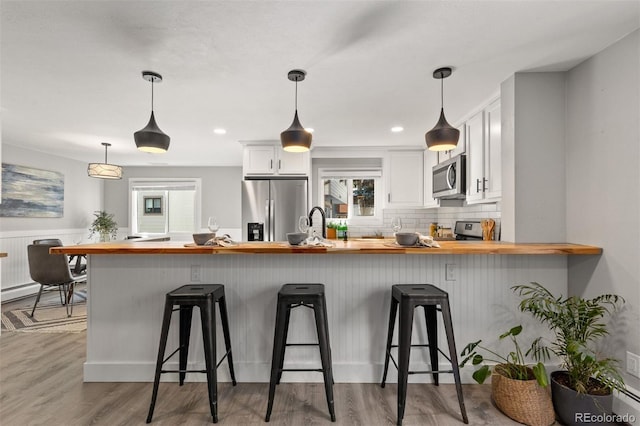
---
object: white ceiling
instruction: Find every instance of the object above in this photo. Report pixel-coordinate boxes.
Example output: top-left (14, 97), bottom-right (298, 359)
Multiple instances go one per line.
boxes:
top-left (2, 1), bottom-right (639, 167)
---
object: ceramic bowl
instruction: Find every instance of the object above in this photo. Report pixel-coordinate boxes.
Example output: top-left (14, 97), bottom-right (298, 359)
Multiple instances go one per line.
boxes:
top-left (193, 233), bottom-right (216, 245)
top-left (287, 232), bottom-right (307, 246)
top-left (395, 232), bottom-right (419, 246)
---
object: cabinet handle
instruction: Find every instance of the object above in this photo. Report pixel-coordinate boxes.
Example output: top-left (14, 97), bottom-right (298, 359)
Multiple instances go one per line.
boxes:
top-left (270, 159), bottom-right (273, 170)
top-left (476, 179), bottom-right (481, 193)
top-left (388, 193), bottom-right (391, 202)
top-left (278, 159), bottom-right (281, 170)
top-left (483, 178), bottom-right (488, 192)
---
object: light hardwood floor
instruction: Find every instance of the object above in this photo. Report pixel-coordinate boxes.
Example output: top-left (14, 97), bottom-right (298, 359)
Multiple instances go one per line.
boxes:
top-left (1, 290), bottom-right (521, 425)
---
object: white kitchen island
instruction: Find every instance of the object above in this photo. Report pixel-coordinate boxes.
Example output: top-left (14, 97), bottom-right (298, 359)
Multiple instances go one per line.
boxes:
top-left (53, 240), bottom-right (601, 384)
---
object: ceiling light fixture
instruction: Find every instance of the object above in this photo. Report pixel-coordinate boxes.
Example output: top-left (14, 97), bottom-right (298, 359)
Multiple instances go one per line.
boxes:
top-left (213, 128), bottom-right (227, 135)
top-left (87, 143), bottom-right (122, 179)
top-left (425, 67), bottom-right (459, 151)
top-left (281, 69), bottom-right (312, 152)
top-left (391, 126), bottom-right (404, 133)
top-left (134, 71), bottom-right (170, 153)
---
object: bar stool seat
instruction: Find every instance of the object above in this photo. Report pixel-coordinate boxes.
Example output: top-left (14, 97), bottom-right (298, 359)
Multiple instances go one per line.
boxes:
top-left (381, 284), bottom-right (468, 425)
top-left (146, 284), bottom-right (237, 423)
top-left (265, 283), bottom-right (336, 422)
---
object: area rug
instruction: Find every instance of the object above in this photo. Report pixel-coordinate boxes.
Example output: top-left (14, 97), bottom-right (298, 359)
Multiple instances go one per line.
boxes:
top-left (1, 302), bottom-right (87, 333)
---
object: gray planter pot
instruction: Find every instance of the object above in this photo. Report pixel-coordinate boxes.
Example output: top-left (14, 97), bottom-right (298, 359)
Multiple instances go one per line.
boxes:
top-left (550, 371), bottom-right (614, 426)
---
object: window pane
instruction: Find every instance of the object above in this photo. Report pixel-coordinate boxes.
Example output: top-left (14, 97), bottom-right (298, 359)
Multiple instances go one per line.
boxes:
top-left (167, 190), bottom-right (195, 232)
top-left (353, 179), bottom-right (375, 217)
top-left (137, 192), bottom-right (166, 233)
top-left (323, 179), bottom-right (348, 219)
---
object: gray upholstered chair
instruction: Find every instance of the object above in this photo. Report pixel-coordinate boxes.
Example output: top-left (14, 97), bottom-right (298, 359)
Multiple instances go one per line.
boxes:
top-left (27, 244), bottom-right (87, 317)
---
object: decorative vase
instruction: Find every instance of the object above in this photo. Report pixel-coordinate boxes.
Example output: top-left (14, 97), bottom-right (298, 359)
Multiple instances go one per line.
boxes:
top-left (550, 370), bottom-right (614, 426)
top-left (491, 365), bottom-right (555, 426)
top-left (99, 232), bottom-right (110, 242)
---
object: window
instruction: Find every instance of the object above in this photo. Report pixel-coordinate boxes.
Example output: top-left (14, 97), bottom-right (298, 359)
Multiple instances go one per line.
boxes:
top-left (129, 179), bottom-right (201, 237)
top-left (318, 169), bottom-right (382, 224)
top-left (144, 197), bottom-right (163, 214)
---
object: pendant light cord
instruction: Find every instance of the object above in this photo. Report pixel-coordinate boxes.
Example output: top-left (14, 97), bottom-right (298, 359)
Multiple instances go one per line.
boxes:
top-left (151, 79), bottom-right (155, 112)
top-left (104, 144), bottom-right (108, 164)
top-left (440, 75), bottom-right (444, 109)
top-left (295, 78), bottom-right (298, 111)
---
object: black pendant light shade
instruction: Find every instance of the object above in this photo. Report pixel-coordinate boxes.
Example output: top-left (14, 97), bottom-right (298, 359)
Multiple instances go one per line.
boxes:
top-left (281, 69), bottom-right (312, 152)
top-left (134, 71), bottom-right (170, 153)
top-left (88, 142), bottom-right (123, 179)
top-left (426, 67), bottom-right (459, 152)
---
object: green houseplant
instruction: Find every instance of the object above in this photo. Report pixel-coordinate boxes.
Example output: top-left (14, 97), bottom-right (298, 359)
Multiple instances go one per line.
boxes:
top-left (461, 325), bottom-right (554, 426)
top-left (512, 282), bottom-right (625, 426)
top-left (89, 210), bottom-right (118, 242)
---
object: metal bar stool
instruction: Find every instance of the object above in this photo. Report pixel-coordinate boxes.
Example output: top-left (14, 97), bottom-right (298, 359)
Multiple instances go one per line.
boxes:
top-left (146, 284), bottom-right (237, 423)
top-left (265, 283), bottom-right (336, 422)
top-left (381, 284), bottom-right (468, 425)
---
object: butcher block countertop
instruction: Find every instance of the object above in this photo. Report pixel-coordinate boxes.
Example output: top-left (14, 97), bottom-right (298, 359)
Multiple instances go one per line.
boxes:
top-left (51, 239), bottom-right (602, 256)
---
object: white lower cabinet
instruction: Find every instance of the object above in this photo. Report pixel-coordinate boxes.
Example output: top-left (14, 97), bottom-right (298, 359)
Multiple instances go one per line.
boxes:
top-left (386, 150), bottom-right (424, 207)
top-left (466, 98), bottom-right (501, 204)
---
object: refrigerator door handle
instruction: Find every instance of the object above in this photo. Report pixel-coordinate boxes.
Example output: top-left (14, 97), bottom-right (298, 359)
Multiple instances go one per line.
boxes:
top-left (270, 199), bottom-right (275, 241)
top-left (265, 199), bottom-right (270, 240)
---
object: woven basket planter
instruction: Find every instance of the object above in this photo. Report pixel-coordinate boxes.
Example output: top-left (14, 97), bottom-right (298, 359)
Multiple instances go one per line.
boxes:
top-left (491, 365), bottom-right (555, 426)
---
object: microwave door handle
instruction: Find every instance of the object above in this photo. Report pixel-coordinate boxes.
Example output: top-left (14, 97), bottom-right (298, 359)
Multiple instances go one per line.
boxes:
top-left (446, 164), bottom-right (455, 189)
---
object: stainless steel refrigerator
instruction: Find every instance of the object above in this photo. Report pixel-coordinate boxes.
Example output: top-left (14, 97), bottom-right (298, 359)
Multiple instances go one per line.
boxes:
top-left (241, 178), bottom-right (308, 241)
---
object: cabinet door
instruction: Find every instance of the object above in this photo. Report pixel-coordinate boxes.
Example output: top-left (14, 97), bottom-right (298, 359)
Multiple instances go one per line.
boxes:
top-left (466, 110), bottom-right (485, 202)
top-left (423, 149), bottom-right (439, 208)
top-left (484, 99), bottom-right (501, 200)
top-left (243, 146), bottom-right (275, 175)
top-left (387, 151), bottom-right (424, 206)
top-left (277, 149), bottom-right (310, 175)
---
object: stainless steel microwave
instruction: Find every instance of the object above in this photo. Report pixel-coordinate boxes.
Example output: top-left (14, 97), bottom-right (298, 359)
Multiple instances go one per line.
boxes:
top-left (432, 154), bottom-right (466, 199)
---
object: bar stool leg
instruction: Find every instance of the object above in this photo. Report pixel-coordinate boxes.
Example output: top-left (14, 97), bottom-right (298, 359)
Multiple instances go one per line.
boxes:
top-left (381, 296), bottom-right (398, 387)
top-left (217, 295), bottom-right (237, 386)
top-left (179, 306), bottom-right (194, 386)
top-left (200, 299), bottom-right (218, 423)
top-left (266, 300), bottom-right (287, 422)
top-left (396, 298), bottom-right (414, 426)
top-left (147, 299), bottom-right (174, 423)
top-left (441, 300), bottom-right (468, 424)
top-left (423, 305), bottom-right (439, 386)
top-left (314, 299), bottom-right (336, 422)
top-left (276, 304), bottom-right (291, 384)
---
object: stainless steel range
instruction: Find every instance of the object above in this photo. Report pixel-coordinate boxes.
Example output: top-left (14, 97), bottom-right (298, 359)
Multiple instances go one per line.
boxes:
top-left (454, 221), bottom-right (484, 241)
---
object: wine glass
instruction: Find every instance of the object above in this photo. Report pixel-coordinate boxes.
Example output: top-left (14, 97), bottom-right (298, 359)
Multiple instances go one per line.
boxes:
top-left (207, 217), bottom-right (220, 234)
top-left (391, 217), bottom-right (402, 234)
top-left (298, 216), bottom-right (310, 234)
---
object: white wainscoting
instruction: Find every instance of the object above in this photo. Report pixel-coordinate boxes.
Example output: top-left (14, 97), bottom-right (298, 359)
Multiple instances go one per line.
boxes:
top-left (85, 253), bottom-right (568, 383)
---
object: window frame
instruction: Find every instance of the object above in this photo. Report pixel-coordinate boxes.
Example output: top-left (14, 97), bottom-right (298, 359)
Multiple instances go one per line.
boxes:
top-left (143, 196), bottom-right (163, 215)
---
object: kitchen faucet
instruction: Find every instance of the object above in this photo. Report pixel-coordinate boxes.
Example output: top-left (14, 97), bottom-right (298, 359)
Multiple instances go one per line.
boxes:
top-left (308, 206), bottom-right (326, 238)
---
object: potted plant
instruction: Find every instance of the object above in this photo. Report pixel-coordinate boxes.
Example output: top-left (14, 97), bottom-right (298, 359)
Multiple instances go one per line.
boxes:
top-left (89, 210), bottom-right (118, 242)
top-left (326, 222), bottom-right (338, 240)
top-left (512, 282), bottom-right (625, 426)
top-left (460, 325), bottom-right (555, 426)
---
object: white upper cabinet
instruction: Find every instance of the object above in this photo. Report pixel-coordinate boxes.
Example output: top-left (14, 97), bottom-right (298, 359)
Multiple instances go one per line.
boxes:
top-left (242, 143), bottom-right (310, 176)
top-left (466, 98), bottom-right (501, 204)
top-left (386, 150), bottom-right (424, 207)
top-left (423, 149), bottom-right (439, 208)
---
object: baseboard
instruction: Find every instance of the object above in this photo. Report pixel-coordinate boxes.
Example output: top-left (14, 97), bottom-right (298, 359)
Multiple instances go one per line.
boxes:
top-left (614, 385), bottom-right (640, 420)
top-left (1, 283), bottom-right (40, 302)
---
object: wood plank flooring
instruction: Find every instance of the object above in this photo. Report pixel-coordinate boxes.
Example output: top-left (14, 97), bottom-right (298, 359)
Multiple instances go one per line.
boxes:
top-left (1, 290), bottom-right (521, 425)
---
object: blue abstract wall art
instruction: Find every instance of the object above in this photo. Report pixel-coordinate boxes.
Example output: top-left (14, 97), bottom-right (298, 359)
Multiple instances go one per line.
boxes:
top-left (0, 163), bottom-right (64, 218)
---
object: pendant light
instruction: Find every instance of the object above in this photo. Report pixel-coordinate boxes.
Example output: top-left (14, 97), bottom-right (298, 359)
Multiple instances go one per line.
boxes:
top-left (88, 143), bottom-right (123, 179)
top-left (281, 69), bottom-right (312, 152)
top-left (425, 67), bottom-right (459, 151)
top-left (134, 71), bottom-right (170, 153)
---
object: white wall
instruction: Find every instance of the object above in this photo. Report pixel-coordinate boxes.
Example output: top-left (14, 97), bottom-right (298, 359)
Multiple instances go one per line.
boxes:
top-left (565, 29), bottom-right (640, 390)
top-left (103, 166), bottom-right (242, 232)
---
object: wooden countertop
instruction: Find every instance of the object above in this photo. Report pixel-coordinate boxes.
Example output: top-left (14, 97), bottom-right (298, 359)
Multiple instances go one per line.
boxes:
top-left (50, 239), bottom-right (602, 256)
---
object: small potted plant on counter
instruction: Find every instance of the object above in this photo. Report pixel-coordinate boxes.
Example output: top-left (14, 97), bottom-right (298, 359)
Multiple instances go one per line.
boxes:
top-left (89, 210), bottom-right (118, 242)
top-left (460, 325), bottom-right (554, 426)
top-left (512, 282), bottom-right (625, 426)
top-left (326, 222), bottom-right (338, 240)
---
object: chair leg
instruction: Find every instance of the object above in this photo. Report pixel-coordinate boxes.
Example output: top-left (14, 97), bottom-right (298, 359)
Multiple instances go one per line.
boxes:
top-left (314, 299), bottom-right (336, 422)
top-left (147, 299), bottom-right (174, 423)
top-left (276, 304), bottom-right (291, 384)
top-left (397, 299), bottom-right (414, 426)
top-left (200, 298), bottom-right (218, 423)
top-left (30, 285), bottom-right (45, 318)
top-left (68, 282), bottom-right (75, 317)
top-left (179, 306), bottom-right (194, 386)
top-left (423, 305), bottom-right (439, 385)
top-left (266, 299), bottom-right (287, 422)
top-left (217, 295), bottom-right (237, 386)
top-left (441, 300), bottom-right (468, 424)
top-left (381, 296), bottom-right (398, 387)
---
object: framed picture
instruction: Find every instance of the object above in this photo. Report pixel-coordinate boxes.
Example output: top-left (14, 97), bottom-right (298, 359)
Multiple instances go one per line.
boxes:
top-left (144, 196), bottom-right (162, 214)
top-left (0, 163), bottom-right (64, 218)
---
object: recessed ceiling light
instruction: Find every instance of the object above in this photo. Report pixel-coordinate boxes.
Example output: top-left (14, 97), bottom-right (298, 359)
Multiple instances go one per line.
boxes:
top-left (305, 128), bottom-right (314, 134)
top-left (213, 128), bottom-right (227, 135)
top-left (391, 126), bottom-right (404, 133)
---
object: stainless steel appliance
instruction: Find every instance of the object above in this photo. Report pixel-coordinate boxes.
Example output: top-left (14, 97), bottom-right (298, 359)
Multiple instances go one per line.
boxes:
top-left (454, 220), bottom-right (483, 240)
top-left (433, 154), bottom-right (466, 199)
top-left (241, 178), bottom-right (308, 241)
